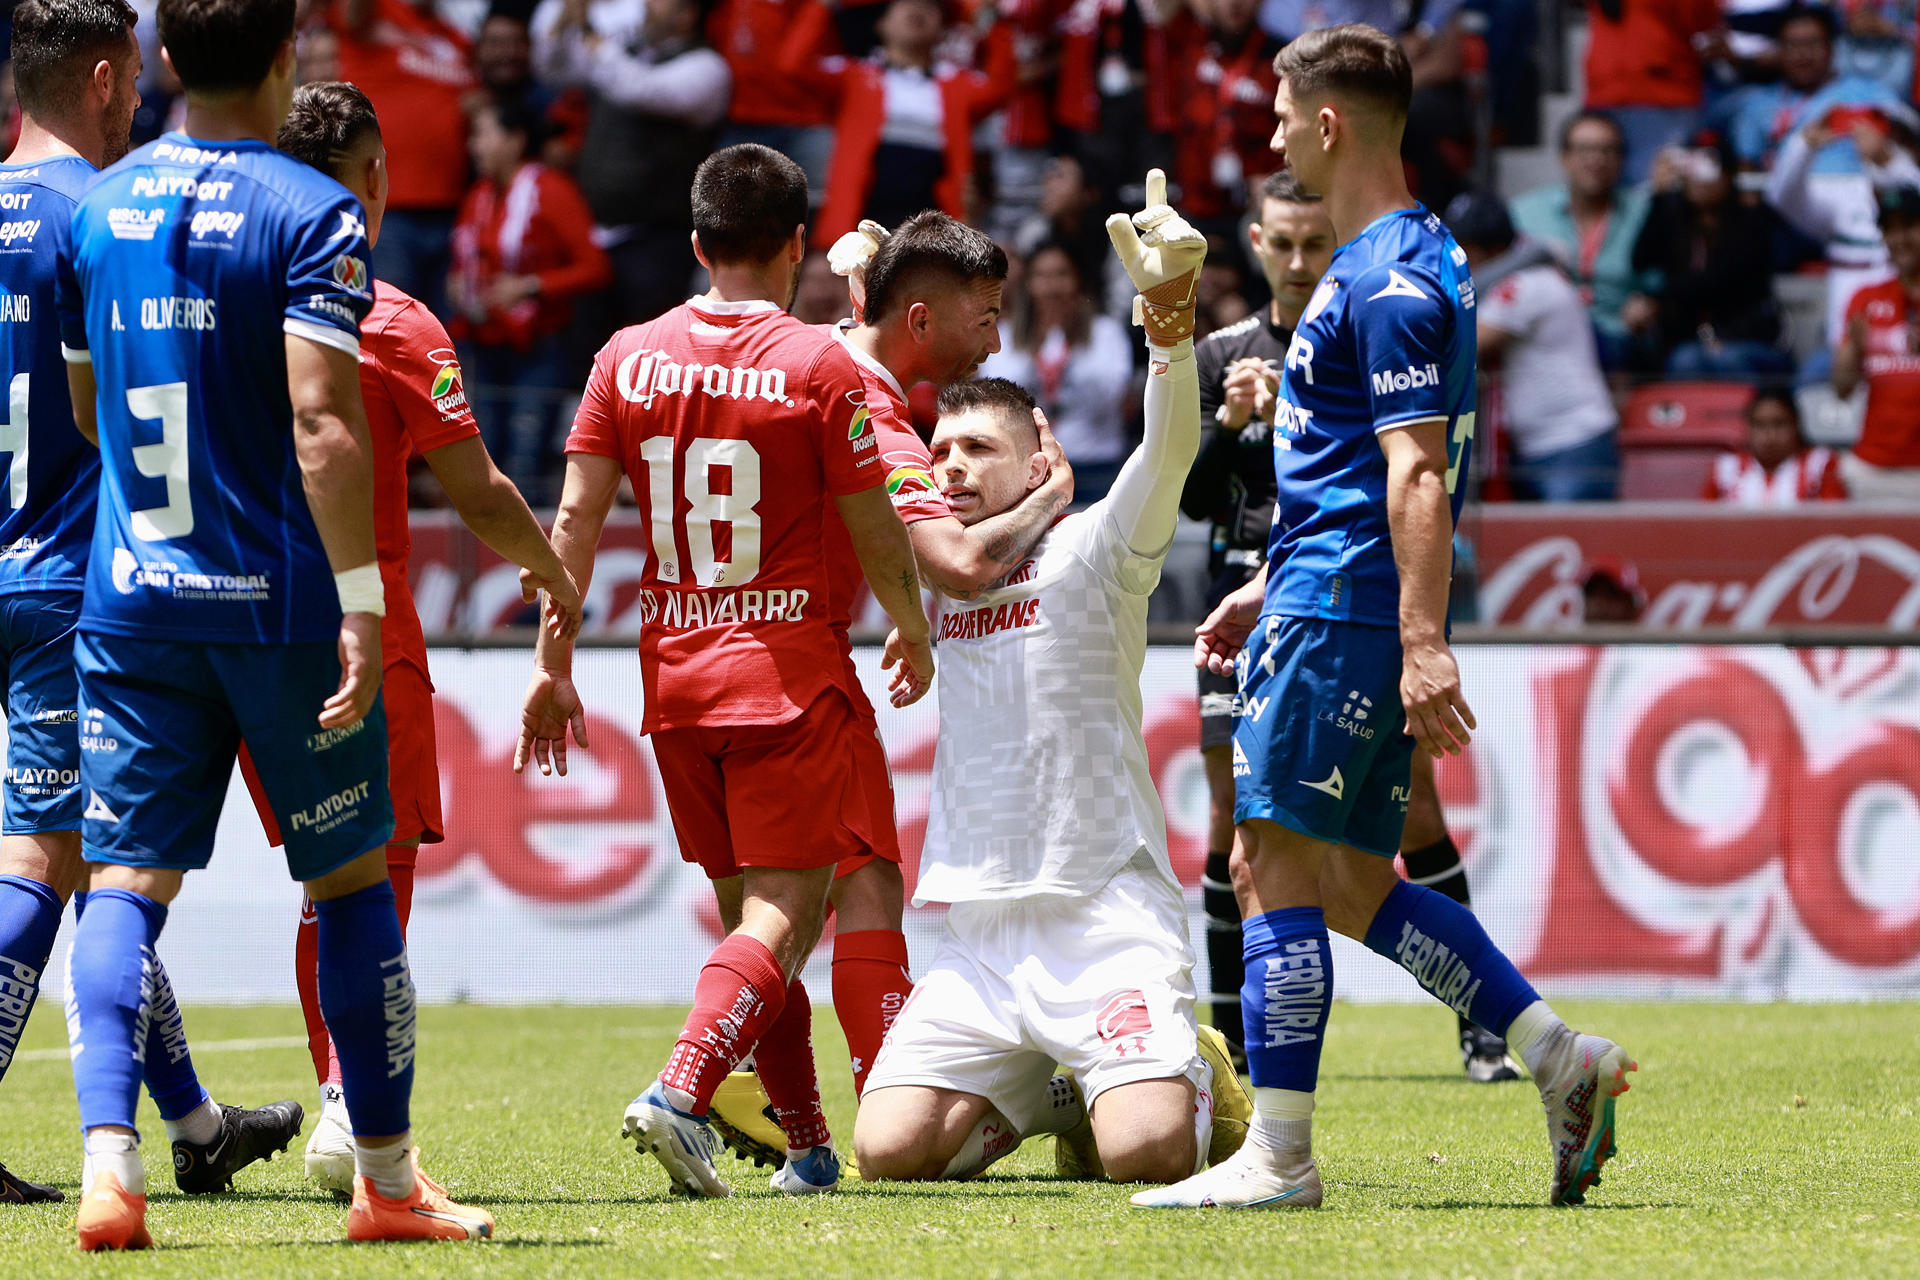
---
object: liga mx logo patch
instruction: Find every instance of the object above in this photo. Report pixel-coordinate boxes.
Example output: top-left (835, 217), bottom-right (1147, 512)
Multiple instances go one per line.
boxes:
top-left (331, 253), bottom-right (369, 292)
top-left (1096, 990), bottom-right (1152, 1058)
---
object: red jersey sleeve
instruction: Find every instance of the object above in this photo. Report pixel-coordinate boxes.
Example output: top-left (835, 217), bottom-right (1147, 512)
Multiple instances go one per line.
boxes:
top-left (810, 342), bottom-right (888, 496)
top-left (372, 298), bottom-right (482, 456)
top-left (565, 339), bottom-right (624, 459)
top-left (875, 407), bottom-right (951, 523)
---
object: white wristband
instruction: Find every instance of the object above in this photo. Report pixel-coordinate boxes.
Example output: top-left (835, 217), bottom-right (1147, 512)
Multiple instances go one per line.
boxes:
top-left (334, 563), bottom-right (386, 617)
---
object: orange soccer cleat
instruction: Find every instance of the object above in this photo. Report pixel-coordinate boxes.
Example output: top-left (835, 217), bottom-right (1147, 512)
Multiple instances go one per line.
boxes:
top-left (75, 1171), bottom-right (152, 1251)
top-left (345, 1150), bottom-right (494, 1243)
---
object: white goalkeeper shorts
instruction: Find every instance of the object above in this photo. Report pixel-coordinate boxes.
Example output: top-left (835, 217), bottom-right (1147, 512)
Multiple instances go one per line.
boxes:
top-left (865, 852), bottom-right (1203, 1134)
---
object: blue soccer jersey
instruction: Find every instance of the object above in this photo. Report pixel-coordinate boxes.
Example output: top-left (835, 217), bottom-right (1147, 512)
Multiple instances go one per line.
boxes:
top-left (0, 155), bottom-right (101, 592)
top-left (57, 134), bottom-right (374, 643)
top-left (1263, 205), bottom-right (1476, 627)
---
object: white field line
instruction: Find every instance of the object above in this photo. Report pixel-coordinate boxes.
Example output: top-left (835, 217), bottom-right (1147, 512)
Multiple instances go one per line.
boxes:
top-left (12, 1035), bottom-right (308, 1065)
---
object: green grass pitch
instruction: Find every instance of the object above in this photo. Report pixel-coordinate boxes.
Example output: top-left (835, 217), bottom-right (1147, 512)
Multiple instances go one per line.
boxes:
top-left (2, 1001), bottom-right (1916, 1278)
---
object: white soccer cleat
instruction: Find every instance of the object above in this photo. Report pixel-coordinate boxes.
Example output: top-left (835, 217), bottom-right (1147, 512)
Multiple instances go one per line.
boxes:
top-left (1129, 1144), bottom-right (1322, 1209)
top-left (622, 1083), bottom-right (731, 1199)
top-left (304, 1102), bottom-right (356, 1197)
top-left (769, 1143), bottom-right (842, 1195)
top-left (1535, 1031), bottom-right (1636, 1206)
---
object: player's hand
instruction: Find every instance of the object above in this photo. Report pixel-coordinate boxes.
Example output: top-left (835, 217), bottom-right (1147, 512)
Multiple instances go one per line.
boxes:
top-left (1401, 638), bottom-right (1476, 758)
top-left (1106, 168), bottom-right (1207, 343)
top-left (1221, 358), bottom-right (1277, 430)
top-left (520, 563), bottom-right (584, 640)
top-left (514, 667), bottom-right (590, 776)
top-left (321, 611), bottom-right (383, 730)
top-left (882, 628), bottom-right (935, 707)
top-left (1193, 576), bottom-right (1263, 675)
top-left (1031, 406), bottom-right (1075, 504)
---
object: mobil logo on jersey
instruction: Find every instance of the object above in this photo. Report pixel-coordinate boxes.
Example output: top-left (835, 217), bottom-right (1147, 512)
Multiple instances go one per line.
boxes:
top-left (615, 347), bottom-right (792, 410)
top-left (1371, 362), bottom-right (1441, 396)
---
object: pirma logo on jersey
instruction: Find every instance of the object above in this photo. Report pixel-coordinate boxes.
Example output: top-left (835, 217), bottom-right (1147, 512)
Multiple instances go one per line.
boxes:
top-left (1371, 363), bottom-right (1440, 396)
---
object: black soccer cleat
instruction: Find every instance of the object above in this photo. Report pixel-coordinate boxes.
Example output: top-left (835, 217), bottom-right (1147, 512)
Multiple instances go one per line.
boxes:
top-left (0, 1159), bottom-right (63, 1203)
top-left (1460, 1018), bottom-right (1523, 1084)
top-left (172, 1100), bottom-right (305, 1194)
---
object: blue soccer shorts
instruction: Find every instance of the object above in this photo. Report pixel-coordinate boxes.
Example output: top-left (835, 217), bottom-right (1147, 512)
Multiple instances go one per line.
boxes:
top-left (0, 589), bottom-right (85, 833)
top-left (1230, 614), bottom-right (1415, 858)
top-left (75, 631), bottom-right (393, 881)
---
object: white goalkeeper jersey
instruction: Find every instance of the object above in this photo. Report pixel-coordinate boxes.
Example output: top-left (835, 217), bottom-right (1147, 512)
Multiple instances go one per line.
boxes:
top-left (914, 341), bottom-right (1200, 905)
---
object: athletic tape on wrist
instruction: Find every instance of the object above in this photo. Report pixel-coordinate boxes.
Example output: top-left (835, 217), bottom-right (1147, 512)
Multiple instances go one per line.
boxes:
top-left (334, 563), bottom-right (386, 617)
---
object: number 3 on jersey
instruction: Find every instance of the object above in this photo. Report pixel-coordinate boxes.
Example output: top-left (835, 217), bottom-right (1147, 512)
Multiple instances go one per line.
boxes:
top-left (126, 381), bottom-right (193, 540)
top-left (638, 435), bottom-right (763, 588)
top-left (1444, 411), bottom-right (1475, 496)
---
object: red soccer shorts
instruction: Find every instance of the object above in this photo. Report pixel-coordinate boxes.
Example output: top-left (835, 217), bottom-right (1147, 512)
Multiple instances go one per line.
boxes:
top-left (241, 659), bottom-right (444, 863)
top-left (653, 687), bottom-right (875, 880)
top-left (835, 710), bottom-right (901, 880)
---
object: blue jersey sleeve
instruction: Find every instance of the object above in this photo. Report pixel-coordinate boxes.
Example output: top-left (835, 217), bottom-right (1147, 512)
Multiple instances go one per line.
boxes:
top-left (1349, 262), bottom-right (1454, 433)
top-left (55, 215), bottom-right (87, 365)
top-left (281, 195), bottom-right (372, 356)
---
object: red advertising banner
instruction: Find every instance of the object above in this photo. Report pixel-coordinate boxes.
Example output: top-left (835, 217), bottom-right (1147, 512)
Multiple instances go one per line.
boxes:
top-left (1470, 504), bottom-right (1920, 631)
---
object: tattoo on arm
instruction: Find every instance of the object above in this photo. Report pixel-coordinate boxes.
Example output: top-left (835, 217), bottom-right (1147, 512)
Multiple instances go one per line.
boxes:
top-left (974, 484), bottom-right (1068, 571)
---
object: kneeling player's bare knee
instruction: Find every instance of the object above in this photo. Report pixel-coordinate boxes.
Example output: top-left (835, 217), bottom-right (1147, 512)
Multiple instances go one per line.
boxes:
top-left (853, 1106), bottom-right (942, 1181)
top-left (1098, 1128), bottom-right (1195, 1185)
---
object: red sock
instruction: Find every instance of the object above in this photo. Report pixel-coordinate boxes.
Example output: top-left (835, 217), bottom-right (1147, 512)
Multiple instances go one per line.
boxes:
top-left (661, 934), bottom-right (787, 1113)
top-left (300, 849), bottom-right (419, 1088)
top-left (832, 929), bottom-right (912, 1095)
top-left (753, 980), bottom-right (832, 1151)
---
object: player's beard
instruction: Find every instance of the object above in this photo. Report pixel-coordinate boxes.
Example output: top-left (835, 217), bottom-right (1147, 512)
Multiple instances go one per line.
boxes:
top-left (783, 268), bottom-right (801, 314)
top-left (102, 90), bottom-right (137, 167)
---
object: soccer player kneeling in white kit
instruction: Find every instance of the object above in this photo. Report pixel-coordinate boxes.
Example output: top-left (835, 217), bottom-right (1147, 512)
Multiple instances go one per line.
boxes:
top-left (853, 173), bottom-right (1251, 1186)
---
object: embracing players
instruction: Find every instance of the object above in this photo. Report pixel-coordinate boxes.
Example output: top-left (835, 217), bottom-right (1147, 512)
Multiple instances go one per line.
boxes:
top-left (1137, 25), bottom-right (1633, 1211)
top-left (269, 79), bottom-right (583, 1195)
top-left (852, 173), bottom-right (1250, 1188)
top-left (56, 0), bottom-right (494, 1246)
top-left (0, 0), bottom-right (303, 1206)
top-left (516, 144), bottom-right (933, 1198)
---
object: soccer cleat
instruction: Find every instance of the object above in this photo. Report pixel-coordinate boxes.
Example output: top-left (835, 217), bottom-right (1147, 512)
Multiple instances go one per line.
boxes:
top-left (1196, 1025), bottom-right (1251, 1166)
top-left (0, 1159), bottom-right (63, 1204)
top-left (707, 1072), bottom-right (788, 1170)
top-left (75, 1172), bottom-right (152, 1251)
top-left (1461, 1020), bottom-right (1523, 1084)
top-left (346, 1150), bottom-right (494, 1242)
top-left (1052, 1075), bottom-right (1104, 1181)
top-left (622, 1082), bottom-right (730, 1198)
top-left (1129, 1144), bottom-right (1322, 1209)
top-left (770, 1143), bottom-right (842, 1195)
top-left (1536, 1031), bottom-right (1636, 1206)
top-left (172, 1099), bottom-right (305, 1195)
top-left (304, 1105), bottom-right (356, 1197)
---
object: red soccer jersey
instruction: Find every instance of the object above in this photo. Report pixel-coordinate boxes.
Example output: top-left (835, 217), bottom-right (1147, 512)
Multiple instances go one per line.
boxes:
top-left (328, 0), bottom-right (475, 211)
top-left (361, 282), bottom-right (482, 672)
top-left (567, 299), bottom-right (883, 731)
top-left (1848, 278), bottom-right (1920, 468)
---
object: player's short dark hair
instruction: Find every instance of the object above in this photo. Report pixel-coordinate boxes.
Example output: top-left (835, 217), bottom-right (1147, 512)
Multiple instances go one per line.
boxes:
top-left (158, 0), bottom-right (296, 95)
top-left (1559, 107), bottom-right (1624, 153)
top-left (479, 92), bottom-right (547, 157)
top-left (690, 144), bottom-right (809, 265)
top-left (1271, 23), bottom-right (1411, 122)
top-left (863, 211), bottom-right (1009, 325)
top-left (10, 0), bottom-right (138, 119)
top-left (936, 377), bottom-right (1040, 451)
top-left (1257, 171), bottom-right (1321, 211)
top-left (276, 81), bottom-right (381, 183)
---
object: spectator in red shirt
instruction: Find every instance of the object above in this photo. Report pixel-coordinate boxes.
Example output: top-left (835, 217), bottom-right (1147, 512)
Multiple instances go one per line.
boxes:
top-left (709, 0), bottom-right (835, 192)
top-left (1163, 0), bottom-right (1278, 228)
top-left (450, 97), bottom-right (612, 500)
top-left (780, 0), bottom-right (1016, 245)
top-left (1581, 0), bottom-right (1719, 183)
top-left (328, 0), bottom-right (477, 316)
top-left (1702, 389), bottom-right (1848, 505)
top-left (1833, 185), bottom-right (1920, 502)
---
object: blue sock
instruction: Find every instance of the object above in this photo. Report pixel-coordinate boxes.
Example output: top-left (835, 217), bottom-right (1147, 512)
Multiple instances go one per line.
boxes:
top-left (142, 955), bottom-right (208, 1121)
top-left (315, 881), bottom-right (414, 1137)
top-left (1240, 907), bottom-right (1333, 1093)
top-left (1363, 880), bottom-right (1540, 1035)
top-left (0, 874), bottom-right (64, 1084)
top-left (66, 887), bottom-right (167, 1133)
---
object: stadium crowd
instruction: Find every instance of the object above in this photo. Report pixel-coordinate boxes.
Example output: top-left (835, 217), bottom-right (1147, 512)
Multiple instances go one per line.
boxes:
top-left (0, 0), bottom-right (1911, 511)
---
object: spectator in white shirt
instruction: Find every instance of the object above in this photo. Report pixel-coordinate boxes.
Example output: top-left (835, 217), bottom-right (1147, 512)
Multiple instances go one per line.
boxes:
top-left (1445, 190), bottom-right (1620, 501)
top-left (982, 242), bottom-right (1136, 501)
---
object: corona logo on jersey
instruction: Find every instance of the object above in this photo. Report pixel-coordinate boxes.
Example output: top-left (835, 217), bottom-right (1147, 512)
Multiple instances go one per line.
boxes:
top-left (426, 348), bottom-right (470, 421)
top-left (613, 348), bottom-right (793, 410)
